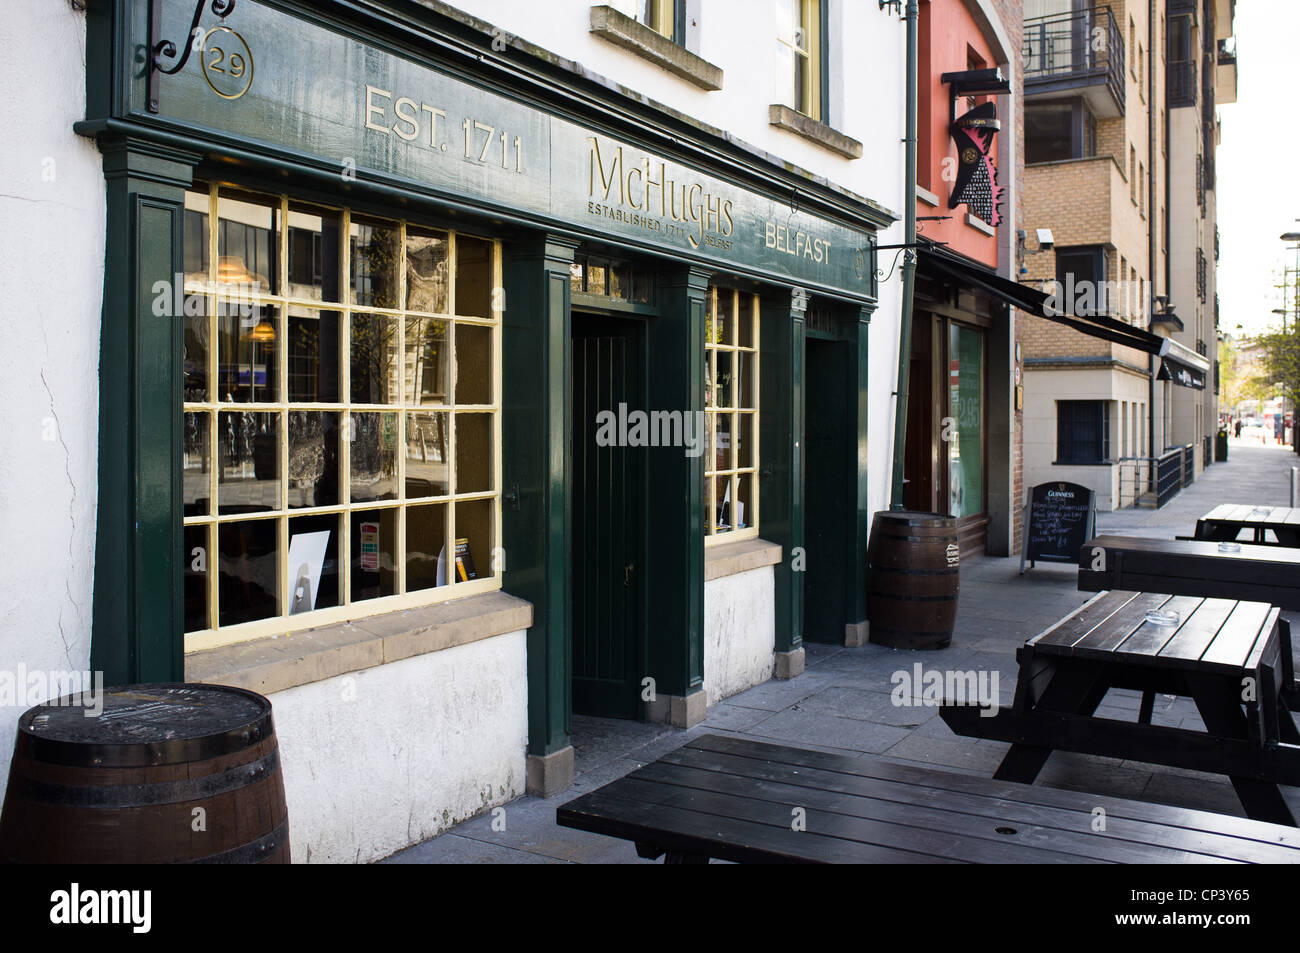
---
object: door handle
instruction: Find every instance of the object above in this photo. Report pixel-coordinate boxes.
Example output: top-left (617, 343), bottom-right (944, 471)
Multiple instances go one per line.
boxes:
top-left (624, 564), bottom-right (634, 586)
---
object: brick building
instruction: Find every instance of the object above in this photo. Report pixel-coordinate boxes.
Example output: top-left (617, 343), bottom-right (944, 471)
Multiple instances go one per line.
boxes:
top-left (1018, 0), bottom-right (1234, 510)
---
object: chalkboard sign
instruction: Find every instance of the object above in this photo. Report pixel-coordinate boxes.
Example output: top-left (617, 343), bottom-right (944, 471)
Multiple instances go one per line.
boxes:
top-left (1019, 482), bottom-right (1096, 574)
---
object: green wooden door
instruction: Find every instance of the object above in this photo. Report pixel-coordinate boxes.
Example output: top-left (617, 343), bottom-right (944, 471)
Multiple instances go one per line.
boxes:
top-left (572, 313), bottom-right (644, 718)
top-left (803, 336), bottom-right (849, 643)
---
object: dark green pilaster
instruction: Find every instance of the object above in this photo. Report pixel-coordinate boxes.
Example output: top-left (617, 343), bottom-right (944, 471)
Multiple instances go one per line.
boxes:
top-left (645, 266), bottom-right (710, 700)
top-left (502, 235), bottom-right (577, 761)
top-left (90, 137), bottom-right (199, 685)
top-left (760, 290), bottom-right (805, 655)
top-left (846, 305), bottom-right (874, 631)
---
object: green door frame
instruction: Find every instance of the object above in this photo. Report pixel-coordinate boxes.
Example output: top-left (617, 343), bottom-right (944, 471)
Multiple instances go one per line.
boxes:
top-left (503, 235), bottom-right (578, 762)
top-left (90, 136), bottom-right (199, 685)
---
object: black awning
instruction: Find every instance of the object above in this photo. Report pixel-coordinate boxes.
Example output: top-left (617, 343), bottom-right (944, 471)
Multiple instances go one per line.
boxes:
top-left (916, 245), bottom-right (1169, 357)
top-left (1157, 354), bottom-right (1208, 389)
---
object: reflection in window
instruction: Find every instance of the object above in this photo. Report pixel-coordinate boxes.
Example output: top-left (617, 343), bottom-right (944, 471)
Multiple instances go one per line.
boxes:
top-left (181, 183), bottom-right (502, 638)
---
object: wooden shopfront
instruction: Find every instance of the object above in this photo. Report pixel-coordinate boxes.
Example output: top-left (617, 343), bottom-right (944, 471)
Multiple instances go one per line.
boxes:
top-left (79, 0), bottom-right (894, 784)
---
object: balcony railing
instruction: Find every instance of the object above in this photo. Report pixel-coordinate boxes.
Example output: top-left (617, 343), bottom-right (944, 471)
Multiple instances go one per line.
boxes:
top-left (1024, 7), bottom-right (1125, 116)
top-left (1169, 60), bottom-right (1196, 107)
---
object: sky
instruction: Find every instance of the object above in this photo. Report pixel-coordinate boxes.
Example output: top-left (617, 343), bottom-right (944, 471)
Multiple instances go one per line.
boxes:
top-left (1216, 0), bottom-right (1300, 339)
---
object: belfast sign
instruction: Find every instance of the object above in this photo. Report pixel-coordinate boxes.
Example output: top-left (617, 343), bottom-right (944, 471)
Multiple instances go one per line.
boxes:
top-left (134, 0), bottom-right (876, 295)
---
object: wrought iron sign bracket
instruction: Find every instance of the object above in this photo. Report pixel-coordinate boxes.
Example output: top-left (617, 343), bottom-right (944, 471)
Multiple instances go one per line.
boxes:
top-left (148, 0), bottom-right (237, 113)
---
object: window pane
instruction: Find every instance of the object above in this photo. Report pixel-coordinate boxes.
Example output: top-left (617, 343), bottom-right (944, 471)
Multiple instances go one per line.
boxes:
top-left (350, 312), bottom-right (399, 404)
top-left (704, 351), bottom-right (715, 408)
top-left (183, 411), bottom-right (210, 517)
top-left (350, 217), bottom-right (401, 308)
top-left (286, 203), bottom-right (342, 302)
top-left (218, 519), bottom-right (279, 626)
top-left (716, 351), bottom-right (734, 408)
top-left (455, 412), bottom-right (493, 494)
top-left (454, 324), bottom-right (493, 405)
top-left (739, 351), bottom-right (757, 409)
top-left (287, 306), bottom-right (340, 403)
top-left (183, 295), bottom-right (208, 402)
top-left (738, 294), bottom-right (755, 348)
top-left (738, 412), bottom-right (755, 469)
top-left (716, 412), bottom-right (733, 470)
top-left (948, 324), bottom-right (984, 518)
top-left (405, 316), bottom-right (450, 404)
top-left (570, 261), bottom-right (584, 293)
top-left (455, 235), bottom-right (494, 318)
top-left (406, 228), bottom-right (449, 314)
top-left (184, 524), bottom-right (208, 633)
top-left (288, 514), bottom-right (340, 613)
top-left (737, 473), bottom-right (754, 531)
top-left (350, 412), bottom-right (398, 502)
top-left (453, 499), bottom-right (492, 583)
top-left (350, 508), bottom-right (397, 602)
top-left (288, 411), bottom-right (340, 508)
top-left (406, 503), bottom-right (447, 592)
top-left (183, 191), bottom-right (210, 290)
top-left (217, 190), bottom-right (279, 297)
top-left (218, 303), bottom-right (279, 403)
top-left (218, 411), bottom-right (279, 514)
top-left (405, 411), bottom-right (449, 497)
top-left (586, 258), bottom-right (607, 296)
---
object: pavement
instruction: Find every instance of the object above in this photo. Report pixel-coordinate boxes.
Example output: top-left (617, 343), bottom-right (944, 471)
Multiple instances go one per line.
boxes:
top-left (384, 440), bottom-right (1300, 864)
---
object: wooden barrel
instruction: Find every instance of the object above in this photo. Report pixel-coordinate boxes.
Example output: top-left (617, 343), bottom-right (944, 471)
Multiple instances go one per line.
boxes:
top-left (0, 684), bottom-right (289, 863)
top-left (867, 511), bottom-right (959, 650)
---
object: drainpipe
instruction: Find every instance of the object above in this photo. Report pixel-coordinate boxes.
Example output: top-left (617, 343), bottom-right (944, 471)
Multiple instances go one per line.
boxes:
top-left (1148, 0), bottom-right (1157, 483)
top-left (889, 0), bottom-right (919, 511)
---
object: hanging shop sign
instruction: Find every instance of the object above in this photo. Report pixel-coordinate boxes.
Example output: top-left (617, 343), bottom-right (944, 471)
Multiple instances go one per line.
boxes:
top-left (940, 68), bottom-right (1010, 228)
top-left (137, 0), bottom-right (877, 295)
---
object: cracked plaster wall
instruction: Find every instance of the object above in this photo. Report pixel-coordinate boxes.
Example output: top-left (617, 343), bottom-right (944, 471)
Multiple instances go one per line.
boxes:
top-left (0, 2), bottom-right (105, 779)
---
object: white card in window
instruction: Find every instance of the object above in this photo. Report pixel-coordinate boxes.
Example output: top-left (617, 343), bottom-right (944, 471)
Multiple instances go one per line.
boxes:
top-left (287, 530), bottom-right (330, 614)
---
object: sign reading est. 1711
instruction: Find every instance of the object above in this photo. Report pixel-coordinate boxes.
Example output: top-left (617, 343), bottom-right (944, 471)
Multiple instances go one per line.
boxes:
top-left (136, 0), bottom-right (876, 297)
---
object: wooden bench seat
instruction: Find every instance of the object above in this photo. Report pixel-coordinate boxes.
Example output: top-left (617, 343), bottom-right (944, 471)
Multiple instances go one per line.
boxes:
top-left (556, 734), bottom-right (1300, 863)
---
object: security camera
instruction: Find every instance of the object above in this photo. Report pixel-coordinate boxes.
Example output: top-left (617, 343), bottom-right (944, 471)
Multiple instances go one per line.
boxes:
top-left (1036, 228), bottom-right (1055, 251)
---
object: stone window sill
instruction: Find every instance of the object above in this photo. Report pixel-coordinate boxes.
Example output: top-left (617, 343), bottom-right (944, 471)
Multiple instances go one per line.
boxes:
top-left (185, 590), bottom-right (533, 696)
top-left (965, 212), bottom-right (995, 236)
top-left (705, 537), bottom-right (782, 582)
top-left (917, 184), bottom-right (941, 207)
top-left (589, 5), bottom-right (723, 91)
top-left (768, 105), bottom-right (863, 159)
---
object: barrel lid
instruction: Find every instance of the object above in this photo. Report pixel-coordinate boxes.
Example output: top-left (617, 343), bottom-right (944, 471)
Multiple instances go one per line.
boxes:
top-left (15, 684), bottom-right (272, 767)
top-left (874, 510), bottom-right (957, 526)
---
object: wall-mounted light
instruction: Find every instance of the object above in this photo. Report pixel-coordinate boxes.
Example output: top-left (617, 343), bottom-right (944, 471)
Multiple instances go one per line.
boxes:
top-left (879, 0), bottom-right (903, 14)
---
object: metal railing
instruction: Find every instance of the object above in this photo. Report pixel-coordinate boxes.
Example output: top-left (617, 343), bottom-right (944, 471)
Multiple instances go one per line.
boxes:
top-left (1179, 443), bottom-right (1195, 488)
top-left (1168, 60), bottom-right (1196, 107)
top-left (1024, 7), bottom-right (1125, 114)
top-left (1116, 452), bottom-right (1184, 509)
top-left (1116, 456), bottom-right (1153, 509)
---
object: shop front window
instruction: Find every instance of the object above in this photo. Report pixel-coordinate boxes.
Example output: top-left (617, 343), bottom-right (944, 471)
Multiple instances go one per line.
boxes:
top-left (947, 323), bottom-right (985, 518)
top-left (704, 287), bottom-right (759, 542)
top-left (181, 184), bottom-right (501, 644)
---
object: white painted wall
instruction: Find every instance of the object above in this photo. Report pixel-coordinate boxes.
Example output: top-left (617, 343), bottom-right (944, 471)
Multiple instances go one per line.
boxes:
top-left (703, 567), bottom-right (775, 706)
top-left (270, 631), bottom-right (527, 864)
top-left (444, 0), bottom-right (907, 523)
top-left (0, 2), bottom-right (104, 783)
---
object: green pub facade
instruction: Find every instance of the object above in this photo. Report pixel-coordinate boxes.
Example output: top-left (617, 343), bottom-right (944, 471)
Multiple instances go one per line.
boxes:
top-left (77, 0), bottom-right (897, 859)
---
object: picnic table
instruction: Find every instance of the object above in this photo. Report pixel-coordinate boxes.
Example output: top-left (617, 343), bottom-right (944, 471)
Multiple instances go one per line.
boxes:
top-left (1194, 504), bottom-right (1300, 546)
top-left (556, 733), bottom-right (1300, 862)
top-left (941, 590), bottom-right (1300, 827)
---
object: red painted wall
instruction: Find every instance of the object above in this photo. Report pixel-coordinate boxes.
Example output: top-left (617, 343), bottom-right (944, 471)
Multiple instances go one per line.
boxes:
top-left (917, 0), bottom-right (1003, 268)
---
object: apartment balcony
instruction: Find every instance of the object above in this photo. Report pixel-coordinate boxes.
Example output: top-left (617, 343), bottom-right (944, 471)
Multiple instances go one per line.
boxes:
top-left (1024, 7), bottom-right (1125, 118)
top-left (1217, 38), bottom-right (1238, 104)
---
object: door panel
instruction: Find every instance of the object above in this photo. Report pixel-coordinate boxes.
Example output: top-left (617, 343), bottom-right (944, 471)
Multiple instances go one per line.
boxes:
top-left (803, 337), bottom-right (849, 644)
top-left (572, 314), bottom-right (643, 718)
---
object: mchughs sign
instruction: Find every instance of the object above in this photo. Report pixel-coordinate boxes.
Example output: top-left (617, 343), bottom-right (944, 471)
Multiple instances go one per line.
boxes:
top-left (137, 0), bottom-right (875, 295)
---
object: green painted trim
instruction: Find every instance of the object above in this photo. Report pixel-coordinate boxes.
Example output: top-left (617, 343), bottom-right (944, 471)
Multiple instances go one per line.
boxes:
top-left (760, 292), bottom-right (805, 654)
top-left (90, 137), bottom-right (200, 685)
top-left (846, 306), bottom-right (873, 625)
top-left (503, 235), bottom-right (578, 758)
top-left (644, 265), bottom-right (710, 695)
